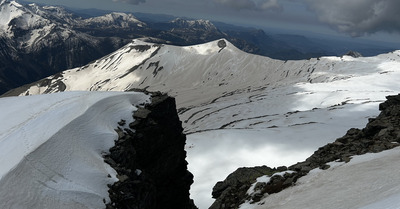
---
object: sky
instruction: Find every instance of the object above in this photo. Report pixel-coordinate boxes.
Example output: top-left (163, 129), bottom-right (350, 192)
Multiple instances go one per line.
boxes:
top-left (22, 0), bottom-right (400, 46)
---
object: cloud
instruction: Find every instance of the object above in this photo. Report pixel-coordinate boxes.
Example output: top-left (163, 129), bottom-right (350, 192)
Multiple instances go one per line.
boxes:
top-left (112, 0), bottom-right (146, 5)
top-left (213, 0), bottom-right (282, 12)
top-left (303, 0), bottom-right (400, 36)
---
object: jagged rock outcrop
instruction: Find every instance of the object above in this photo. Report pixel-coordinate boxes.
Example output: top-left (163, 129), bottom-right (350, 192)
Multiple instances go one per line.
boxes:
top-left (210, 94), bottom-right (400, 209)
top-left (104, 91), bottom-right (197, 209)
top-left (343, 50), bottom-right (363, 58)
top-left (210, 166), bottom-right (291, 209)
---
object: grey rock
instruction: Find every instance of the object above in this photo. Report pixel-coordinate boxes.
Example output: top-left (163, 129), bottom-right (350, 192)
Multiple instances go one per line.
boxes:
top-left (104, 91), bottom-right (197, 209)
top-left (210, 94), bottom-right (400, 208)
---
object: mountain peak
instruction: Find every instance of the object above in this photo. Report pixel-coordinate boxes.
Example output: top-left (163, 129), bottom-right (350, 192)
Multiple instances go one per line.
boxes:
top-left (171, 18), bottom-right (217, 30)
top-left (9, 0), bottom-right (21, 7)
top-left (0, 0), bottom-right (21, 8)
top-left (343, 50), bottom-right (363, 58)
top-left (0, 0), bottom-right (53, 36)
top-left (83, 12), bottom-right (145, 28)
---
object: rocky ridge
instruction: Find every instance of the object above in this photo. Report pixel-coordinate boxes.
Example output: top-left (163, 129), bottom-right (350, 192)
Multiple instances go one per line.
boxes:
top-left (210, 93), bottom-right (400, 209)
top-left (104, 91), bottom-right (197, 209)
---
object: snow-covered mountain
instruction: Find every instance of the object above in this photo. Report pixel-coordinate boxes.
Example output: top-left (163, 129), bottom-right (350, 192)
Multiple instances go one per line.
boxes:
top-left (0, 0), bottom-right (90, 50)
top-left (81, 12), bottom-right (145, 28)
top-left (170, 18), bottom-right (218, 31)
top-left (0, 0), bottom-right (131, 94)
top-left (2, 0), bottom-right (395, 95)
top-left (0, 0), bottom-right (145, 50)
top-left (6, 38), bottom-right (400, 208)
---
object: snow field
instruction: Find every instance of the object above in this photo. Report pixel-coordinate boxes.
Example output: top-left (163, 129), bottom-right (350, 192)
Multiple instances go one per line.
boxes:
top-left (185, 57), bottom-right (400, 208)
top-left (0, 91), bottom-right (150, 209)
top-left (9, 39), bottom-right (400, 209)
top-left (239, 147), bottom-right (400, 209)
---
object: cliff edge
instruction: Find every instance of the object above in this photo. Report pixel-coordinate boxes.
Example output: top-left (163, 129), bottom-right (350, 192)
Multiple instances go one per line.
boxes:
top-left (105, 91), bottom-right (197, 209)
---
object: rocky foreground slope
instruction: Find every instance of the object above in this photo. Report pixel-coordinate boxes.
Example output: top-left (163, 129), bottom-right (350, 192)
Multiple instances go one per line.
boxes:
top-left (210, 93), bottom-right (400, 209)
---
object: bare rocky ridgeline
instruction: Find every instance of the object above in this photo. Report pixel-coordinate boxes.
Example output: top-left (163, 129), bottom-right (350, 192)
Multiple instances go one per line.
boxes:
top-left (210, 93), bottom-right (400, 209)
top-left (104, 91), bottom-right (197, 209)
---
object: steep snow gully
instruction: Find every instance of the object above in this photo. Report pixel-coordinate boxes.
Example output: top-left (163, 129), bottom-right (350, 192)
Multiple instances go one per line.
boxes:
top-left (0, 91), bottom-right (150, 209)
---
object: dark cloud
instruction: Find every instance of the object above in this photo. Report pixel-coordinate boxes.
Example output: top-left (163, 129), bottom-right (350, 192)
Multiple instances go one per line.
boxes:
top-left (303, 0), bottom-right (400, 36)
top-left (112, 0), bottom-right (145, 5)
top-left (213, 0), bottom-right (282, 12)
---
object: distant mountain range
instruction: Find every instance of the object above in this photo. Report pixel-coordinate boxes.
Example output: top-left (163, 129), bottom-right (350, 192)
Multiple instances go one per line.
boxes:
top-left (0, 0), bottom-right (130, 94)
top-left (0, 0), bottom-right (397, 94)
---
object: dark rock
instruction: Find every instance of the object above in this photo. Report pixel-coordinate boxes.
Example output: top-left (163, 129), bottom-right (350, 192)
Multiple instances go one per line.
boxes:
top-left (217, 40), bottom-right (227, 53)
top-left (319, 164), bottom-right (330, 170)
top-left (276, 166), bottom-right (288, 171)
top-left (209, 166), bottom-right (292, 209)
top-left (131, 45), bottom-right (151, 52)
top-left (133, 108), bottom-right (152, 119)
top-left (118, 120), bottom-right (126, 126)
top-left (210, 94), bottom-right (400, 208)
top-left (342, 51), bottom-right (363, 58)
top-left (105, 92), bottom-right (197, 209)
top-left (340, 156), bottom-right (351, 163)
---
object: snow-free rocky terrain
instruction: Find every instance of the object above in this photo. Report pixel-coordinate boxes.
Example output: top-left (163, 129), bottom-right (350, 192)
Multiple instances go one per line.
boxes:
top-left (3, 39), bottom-right (400, 208)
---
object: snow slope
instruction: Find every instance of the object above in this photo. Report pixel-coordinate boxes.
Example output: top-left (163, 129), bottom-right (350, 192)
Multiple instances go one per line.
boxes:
top-left (82, 12), bottom-right (145, 28)
top-left (0, 0), bottom-right (95, 50)
top-left (0, 91), bottom-right (149, 209)
top-left (239, 147), bottom-right (400, 209)
top-left (11, 39), bottom-right (400, 208)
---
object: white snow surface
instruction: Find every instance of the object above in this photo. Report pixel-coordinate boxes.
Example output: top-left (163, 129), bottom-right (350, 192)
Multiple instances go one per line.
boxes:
top-left (13, 39), bottom-right (400, 208)
top-left (0, 91), bottom-right (150, 209)
top-left (0, 1), bottom-right (107, 50)
top-left (83, 12), bottom-right (145, 28)
top-left (239, 147), bottom-right (400, 209)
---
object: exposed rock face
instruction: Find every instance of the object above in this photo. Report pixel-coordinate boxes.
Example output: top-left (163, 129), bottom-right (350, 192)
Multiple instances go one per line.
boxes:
top-left (210, 94), bottom-right (400, 208)
top-left (343, 50), bottom-right (363, 58)
top-left (210, 166), bottom-right (291, 209)
top-left (105, 91), bottom-right (197, 209)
